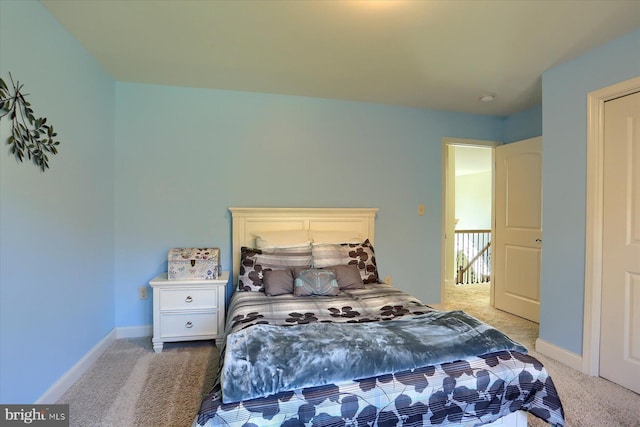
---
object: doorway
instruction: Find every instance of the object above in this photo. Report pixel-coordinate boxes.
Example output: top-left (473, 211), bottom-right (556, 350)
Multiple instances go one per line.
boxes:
top-left (441, 138), bottom-right (497, 307)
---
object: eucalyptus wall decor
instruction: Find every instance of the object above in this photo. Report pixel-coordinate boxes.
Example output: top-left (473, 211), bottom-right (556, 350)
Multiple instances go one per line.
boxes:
top-left (0, 73), bottom-right (60, 172)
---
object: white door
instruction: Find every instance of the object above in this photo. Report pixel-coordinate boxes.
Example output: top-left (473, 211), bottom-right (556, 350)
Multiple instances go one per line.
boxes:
top-left (494, 137), bottom-right (542, 323)
top-left (599, 91), bottom-right (640, 394)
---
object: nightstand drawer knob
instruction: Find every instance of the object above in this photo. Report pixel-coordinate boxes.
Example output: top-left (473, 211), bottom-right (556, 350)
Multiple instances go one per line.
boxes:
top-left (185, 321), bottom-right (193, 328)
top-left (185, 296), bottom-right (193, 303)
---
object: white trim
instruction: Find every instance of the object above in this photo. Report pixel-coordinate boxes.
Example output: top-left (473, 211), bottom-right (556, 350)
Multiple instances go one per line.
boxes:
top-left (34, 325), bottom-right (152, 403)
top-left (536, 338), bottom-right (583, 372)
top-left (116, 324), bottom-right (153, 339)
top-left (583, 76), bottom-right (640, 376)
top-left (442, 137), bottom-right (500, 149)
top-left (35, 329), bottom-right (117, 404)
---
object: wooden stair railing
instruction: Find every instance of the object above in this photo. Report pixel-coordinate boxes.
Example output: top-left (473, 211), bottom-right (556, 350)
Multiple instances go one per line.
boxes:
top-left (455, 229), bottom-right (492, 284)
top-left (457, 241), bottom-right (491, 284)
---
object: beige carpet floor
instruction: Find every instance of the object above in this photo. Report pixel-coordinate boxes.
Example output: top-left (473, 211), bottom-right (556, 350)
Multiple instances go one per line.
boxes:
top-left (58, 283), bottom-right (640, 426)
top-left (58, 339), bottom-right (218, 427)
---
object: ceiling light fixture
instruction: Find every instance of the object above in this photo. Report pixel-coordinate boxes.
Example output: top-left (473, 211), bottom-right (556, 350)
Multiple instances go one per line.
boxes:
top-left (479, 94), bottom-right (495, 103)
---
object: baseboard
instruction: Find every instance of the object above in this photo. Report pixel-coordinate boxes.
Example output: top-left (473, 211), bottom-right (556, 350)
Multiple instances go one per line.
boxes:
top-left (35, 325), bottom-right (152, 403)
top-left (35, 329), bottom-right (117, 404)
top-left (535, 337), bottom-right (583, 371)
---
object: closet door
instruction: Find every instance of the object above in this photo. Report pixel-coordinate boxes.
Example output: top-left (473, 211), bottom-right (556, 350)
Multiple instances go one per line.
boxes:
top-left (599, 91), bottom-right (640, 394)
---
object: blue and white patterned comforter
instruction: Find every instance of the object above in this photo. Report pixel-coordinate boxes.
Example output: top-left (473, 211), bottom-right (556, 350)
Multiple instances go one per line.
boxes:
top-left (193, 284), bottom-right (565, 427)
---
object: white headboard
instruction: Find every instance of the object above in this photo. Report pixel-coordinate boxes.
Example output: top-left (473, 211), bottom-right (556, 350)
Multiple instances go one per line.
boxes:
top-left (229, 207), bottom-right (378, 288)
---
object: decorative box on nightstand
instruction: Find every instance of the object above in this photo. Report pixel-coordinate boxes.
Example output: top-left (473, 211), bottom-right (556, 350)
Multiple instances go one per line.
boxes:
top-left (149, 271), bottom-right (228, 353)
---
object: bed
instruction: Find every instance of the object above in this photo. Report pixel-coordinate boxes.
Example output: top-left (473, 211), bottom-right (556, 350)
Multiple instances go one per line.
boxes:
top-left (192, 207), bottom-right (564, 427)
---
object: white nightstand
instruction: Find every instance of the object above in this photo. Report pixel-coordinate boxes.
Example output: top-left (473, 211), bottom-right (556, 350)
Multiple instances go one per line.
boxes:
top-left (149, 271), bottom-right (228, 353)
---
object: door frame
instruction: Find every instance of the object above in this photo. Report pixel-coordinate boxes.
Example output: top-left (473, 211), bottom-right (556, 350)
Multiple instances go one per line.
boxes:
top-left (583, 75), bottom-right (640, 375)
top-left (440, 137), bottom-right (499, 305)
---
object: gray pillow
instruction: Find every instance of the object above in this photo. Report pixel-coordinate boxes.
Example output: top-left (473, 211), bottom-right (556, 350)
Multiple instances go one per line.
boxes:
top-left (326, 264), bottom-right (364, 289)
top-left (263, 269), bottom-right (294, 296)
top-left (294, 269), bottom-right (340, 296)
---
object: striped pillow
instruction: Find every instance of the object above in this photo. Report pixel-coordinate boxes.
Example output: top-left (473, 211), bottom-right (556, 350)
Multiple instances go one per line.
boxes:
top-left (238, 246), bottom-right (312, 292)
top-left (312, 239), bottom-right (380, 284)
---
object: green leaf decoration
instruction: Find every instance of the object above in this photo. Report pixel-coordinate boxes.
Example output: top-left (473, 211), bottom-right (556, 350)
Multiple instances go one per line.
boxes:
top-left (0, 73), bottom-right (61, 172)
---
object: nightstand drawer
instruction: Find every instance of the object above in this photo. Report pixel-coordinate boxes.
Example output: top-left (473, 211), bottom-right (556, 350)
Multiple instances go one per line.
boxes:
top-left (160, 312), bottom-right (218, 338)
top-left (159, 288), bottom-right (218, 311)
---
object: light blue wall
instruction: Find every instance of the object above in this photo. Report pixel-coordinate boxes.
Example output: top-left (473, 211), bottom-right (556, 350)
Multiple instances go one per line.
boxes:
top-left (502, 105), bottom-right (542, 143)
top-left (0, 1), bottom-right (115, 403)
top-left (540, 29), bottom-right (640, 355)
top-left (114, 83), bottom-right (503, 326)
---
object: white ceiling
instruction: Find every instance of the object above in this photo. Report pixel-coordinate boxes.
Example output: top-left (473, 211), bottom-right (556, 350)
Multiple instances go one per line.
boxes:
top-left (41, 0), bottom-right (640, 116)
